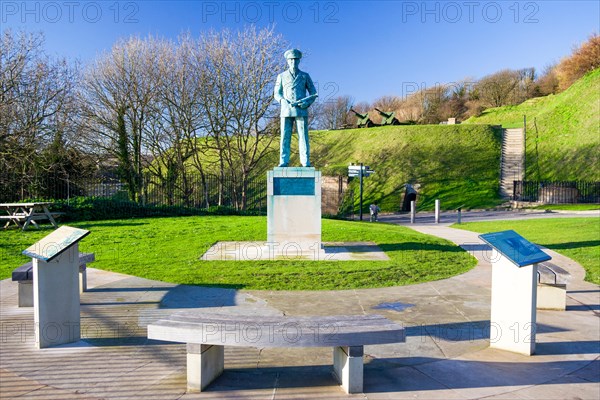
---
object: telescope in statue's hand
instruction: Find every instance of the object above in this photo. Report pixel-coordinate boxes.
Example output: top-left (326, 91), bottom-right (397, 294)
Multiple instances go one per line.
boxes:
top-left (290, 93), bottom-right (318, 108)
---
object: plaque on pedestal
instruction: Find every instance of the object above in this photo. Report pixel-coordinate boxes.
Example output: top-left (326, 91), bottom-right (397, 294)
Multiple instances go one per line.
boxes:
top-left (479, 230), bottom-right (551, 355)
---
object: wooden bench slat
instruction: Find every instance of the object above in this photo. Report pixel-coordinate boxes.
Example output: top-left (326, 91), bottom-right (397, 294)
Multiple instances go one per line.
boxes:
top-left (27, 215), bottom-right (58, 221)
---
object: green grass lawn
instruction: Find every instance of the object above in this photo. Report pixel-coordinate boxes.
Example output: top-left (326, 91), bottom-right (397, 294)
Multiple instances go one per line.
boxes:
top-left (454, 218), bottom-right (600, 285)
top-left (529, 204), bottom-right (600, 211)
top-left (0, 216), bottom-right (476, 290)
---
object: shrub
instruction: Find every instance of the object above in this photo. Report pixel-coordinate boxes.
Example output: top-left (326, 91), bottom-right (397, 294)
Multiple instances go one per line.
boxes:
top-left (557, 34), bottom-right (600, 91)
top-left (48, 197), bottom-right (263, 221)
top-left (536, 64), bottom-right (560, 96)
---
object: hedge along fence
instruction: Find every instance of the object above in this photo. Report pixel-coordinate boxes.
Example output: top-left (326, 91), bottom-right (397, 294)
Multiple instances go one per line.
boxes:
top-left (0, 173), bottom-right (268, 210)
top-left (0, 173), bottom-right (350, 221)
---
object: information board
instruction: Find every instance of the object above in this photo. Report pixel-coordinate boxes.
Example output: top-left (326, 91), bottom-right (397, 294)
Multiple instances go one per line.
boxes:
top-left (23, 226), bottom-right (90, 262)
top-left (479, 229), bottom-right (551, 267)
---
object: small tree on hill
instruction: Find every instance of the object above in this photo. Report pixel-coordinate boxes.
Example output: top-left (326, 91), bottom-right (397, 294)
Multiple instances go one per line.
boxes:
top-left (318, 95), bottom-right (354, 129)
top-left (556, 34), bottom-right (600, 91)
top-left (536, 63), bottom-right (560, 96)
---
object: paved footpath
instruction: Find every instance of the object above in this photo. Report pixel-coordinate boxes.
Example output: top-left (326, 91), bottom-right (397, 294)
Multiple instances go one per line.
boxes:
top-left (379, 209), bottom-right (600, 225)
top-left (1, 221), bottom-right (598, 399)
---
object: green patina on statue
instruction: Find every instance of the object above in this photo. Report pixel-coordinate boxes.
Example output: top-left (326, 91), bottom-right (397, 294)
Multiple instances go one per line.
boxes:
top-left (274, 49), bottom-right (318, 167)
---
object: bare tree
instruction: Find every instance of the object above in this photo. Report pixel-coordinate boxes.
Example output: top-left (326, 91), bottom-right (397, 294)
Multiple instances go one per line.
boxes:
top-left (142, 36), bottom-right (206, 207)
top-left (536, 63), bottom-right (559, 96)
top-left (556, 34), bottom-right (600, 90)
top-left (196, 26), bottom-right (287, 210)
top-left (442, 80), bottom-right (472, 120)
top-left (473, 69), bottom-right (521, 108)
top-left (317, 95), bottom-right (354, 129)
top-left (372, 95), bottom-right (403, 113)
top-left (81, 36), bottom-right (162, 201)
top-left (1, 29), bottom-right (80, 197)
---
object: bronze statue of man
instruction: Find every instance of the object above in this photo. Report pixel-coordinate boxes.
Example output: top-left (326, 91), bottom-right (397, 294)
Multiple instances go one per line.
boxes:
top-left (274, 49), bottom-right (318, 167)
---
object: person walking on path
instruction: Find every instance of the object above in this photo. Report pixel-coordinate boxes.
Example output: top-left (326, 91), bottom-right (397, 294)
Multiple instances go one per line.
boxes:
top-left (370, 202), bottom-right (381, 222)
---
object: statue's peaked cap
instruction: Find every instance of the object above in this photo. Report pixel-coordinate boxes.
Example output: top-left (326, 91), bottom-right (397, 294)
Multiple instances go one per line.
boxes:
top-left (284, 49), bottom-right (302, 59)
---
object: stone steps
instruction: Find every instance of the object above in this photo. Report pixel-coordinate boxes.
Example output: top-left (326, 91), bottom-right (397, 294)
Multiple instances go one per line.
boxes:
top-left (500, 128), bottom-right (524, 199)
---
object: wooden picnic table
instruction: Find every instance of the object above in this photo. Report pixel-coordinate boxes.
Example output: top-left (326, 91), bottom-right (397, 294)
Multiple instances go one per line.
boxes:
top-left (0, 202), bottom-right (60, 230)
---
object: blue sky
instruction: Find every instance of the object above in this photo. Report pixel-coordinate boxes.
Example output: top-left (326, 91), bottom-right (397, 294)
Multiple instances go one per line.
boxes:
top-left (3, 0), bottom-right (599, 103)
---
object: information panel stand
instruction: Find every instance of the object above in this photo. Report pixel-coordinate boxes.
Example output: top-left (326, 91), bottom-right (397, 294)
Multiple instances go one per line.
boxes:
top-left (479, 230), bottom-right (551, 356)
top-left (23, 226), bottom-right (90, 348)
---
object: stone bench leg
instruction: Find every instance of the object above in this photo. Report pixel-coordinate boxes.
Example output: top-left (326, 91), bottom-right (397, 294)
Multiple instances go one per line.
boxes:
top-left (333, 345), bottom-right (364, 393)
top-left (187, 344), bottom-right (224, 392)
top-left (79, 265), bottom-right (87, 293)
top-left (18, 281), bottom-right (33, 307)
top-left (537, 284), bottom-right (567, 310)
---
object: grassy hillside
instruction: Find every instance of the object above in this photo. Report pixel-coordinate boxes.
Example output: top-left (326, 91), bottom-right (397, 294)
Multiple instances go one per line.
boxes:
top-left (464, 68), bottom-right (600, 181)
top-left (305, 124), bottom-right (502, 212)
top-left (182, 125), bottom-right (503, 213)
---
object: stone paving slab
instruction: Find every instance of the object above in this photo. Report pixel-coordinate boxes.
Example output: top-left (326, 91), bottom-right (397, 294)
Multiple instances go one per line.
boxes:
top-left (201, 241), bottom-right (390, 261)
top-left (0, 224), bottom-right (598, 399)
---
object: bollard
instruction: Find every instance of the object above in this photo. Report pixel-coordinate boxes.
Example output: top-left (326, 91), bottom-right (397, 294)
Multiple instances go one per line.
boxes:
top-left (410, 201), bottom-right (416, 224)
top-left (435, 199), bottom-right (440, 224)
top-left (457, 207), bottom-right (462, 224)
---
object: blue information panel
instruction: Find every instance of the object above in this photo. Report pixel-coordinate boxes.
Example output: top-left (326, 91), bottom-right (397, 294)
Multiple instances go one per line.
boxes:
top-left (479, 230), bottom-right (551, 267)
top-left (273, 177), bottom-right (315, 196)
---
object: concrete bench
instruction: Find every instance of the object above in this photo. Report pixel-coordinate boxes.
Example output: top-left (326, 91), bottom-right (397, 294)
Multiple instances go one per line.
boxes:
top-left (11, 252), bottom-right (95, 307)
top-left (537, 261), bottom-right (570, 310)
top-left (148, 313), bottom-right (405, 394)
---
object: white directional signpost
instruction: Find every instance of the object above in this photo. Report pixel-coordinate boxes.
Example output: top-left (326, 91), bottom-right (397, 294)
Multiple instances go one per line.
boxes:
top-left (348, 164), bottom-right (375, 220)
top-left (23, 226), bottom-right (90, 348)
top-left (479, 230), bottom-right (552, 355)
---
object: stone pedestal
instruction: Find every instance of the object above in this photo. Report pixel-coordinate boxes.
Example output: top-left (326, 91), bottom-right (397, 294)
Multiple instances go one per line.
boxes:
top-left (267, 167), bottom-right (321, 251)
top-left (490, 249), bottom-right (537, 355)
top-left (33, 244), bottom-right (81, 348)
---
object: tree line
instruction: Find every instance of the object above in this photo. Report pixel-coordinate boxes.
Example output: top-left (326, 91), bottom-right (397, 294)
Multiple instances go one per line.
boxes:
top-left (320, 34), bottom-right (599, 129)
top-left (1, 27), bottom-right (287, 209)
top-left (2, 28), bottom-right (597, 208)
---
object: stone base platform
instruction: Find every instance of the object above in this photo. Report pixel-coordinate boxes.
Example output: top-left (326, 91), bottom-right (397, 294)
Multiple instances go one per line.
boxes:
top-left (200, 241), bottom-right (390, 261)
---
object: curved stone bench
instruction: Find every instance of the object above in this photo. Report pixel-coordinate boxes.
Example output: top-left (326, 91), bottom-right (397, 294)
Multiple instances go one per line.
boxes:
top-left (537, 261), bottom-right (571, 310)
top-left (148, 313), bottom-right (405, 394)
